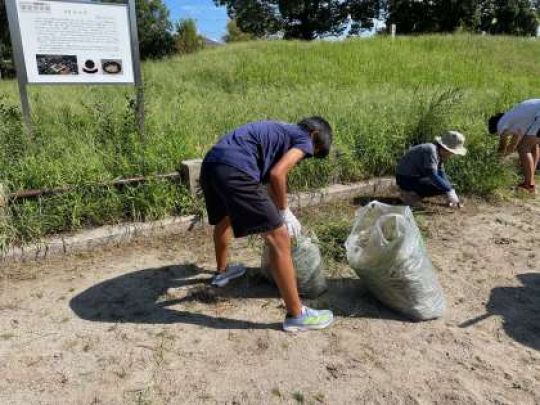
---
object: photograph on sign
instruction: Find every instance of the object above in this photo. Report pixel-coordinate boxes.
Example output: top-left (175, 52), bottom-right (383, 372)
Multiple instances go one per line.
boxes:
top-left (14, 0), bottom-right (135, 84)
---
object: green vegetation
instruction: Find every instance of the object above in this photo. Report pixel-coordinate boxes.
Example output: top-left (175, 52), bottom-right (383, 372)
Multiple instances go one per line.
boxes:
top-left (0, 35), bottom-right (538, 247)
top-left (215, 1), bottom-right (539, 39)
top-left (223, 19), bottom-right (256, 43)
top-left (175, 19), bottom-right (206, 55)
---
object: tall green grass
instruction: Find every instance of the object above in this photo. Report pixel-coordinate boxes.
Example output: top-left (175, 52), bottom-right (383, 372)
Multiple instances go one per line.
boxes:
top-left (0, 35), bottom-right (538, 246)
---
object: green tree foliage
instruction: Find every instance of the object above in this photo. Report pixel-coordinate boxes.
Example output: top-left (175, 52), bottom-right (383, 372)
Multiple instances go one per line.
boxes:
top-left (129, 0), bottom-right (175, 59)
top-left (0, 0), bottom-right (15, 77)
top-left (216, 0), bottom-right (538, 39)
top-left (380, 1), bottom-right (481, 34)
top-left (382, 0), bottom-right (537, 36)
top-left (223, 19), bottom-right (255, 42)
top-left (480, 0), bottom-right (538, 35)
top-left (175, 19), bottom-right (205, 55)
top-left (347, 0), bottom-right (387, 34)
top-left (214, 0), bottom-right (354, 40)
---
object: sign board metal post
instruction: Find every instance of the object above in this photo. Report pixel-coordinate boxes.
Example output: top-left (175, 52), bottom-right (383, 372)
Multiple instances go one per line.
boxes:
top-left (5, 0), bottom-right (33, 134)
top-left (128, 0), bottom-right (144, 137)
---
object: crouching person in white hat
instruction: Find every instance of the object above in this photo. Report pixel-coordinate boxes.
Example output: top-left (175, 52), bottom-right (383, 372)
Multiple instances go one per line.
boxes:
top-left (396, 131), bottom-right (467, 208)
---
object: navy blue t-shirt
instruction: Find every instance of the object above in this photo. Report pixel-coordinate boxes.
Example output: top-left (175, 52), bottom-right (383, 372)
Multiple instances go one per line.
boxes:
top-left (203, 121), bottom-right (314, 182)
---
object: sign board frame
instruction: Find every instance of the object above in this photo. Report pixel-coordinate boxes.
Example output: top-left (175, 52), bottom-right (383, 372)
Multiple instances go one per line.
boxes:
top-left (5, 0), bottom-right (144, 133)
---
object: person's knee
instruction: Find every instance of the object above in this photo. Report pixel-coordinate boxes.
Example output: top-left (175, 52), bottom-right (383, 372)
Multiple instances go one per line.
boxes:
top-left (214, 217), bottom-right (232, 239)
top-left (264, 226), bottom-right (290, 252)
top-left (517, 143), bottom-right (529, 155)
top-left (517, 137), bottom-right (535, 155)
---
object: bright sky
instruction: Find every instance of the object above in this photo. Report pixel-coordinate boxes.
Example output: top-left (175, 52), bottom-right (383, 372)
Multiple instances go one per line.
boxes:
top-left (165, 0), bottom-right (229, 42)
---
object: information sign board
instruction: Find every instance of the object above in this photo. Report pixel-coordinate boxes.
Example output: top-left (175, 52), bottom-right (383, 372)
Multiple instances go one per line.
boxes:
top-left (11, 0), bottom-right (135, 84)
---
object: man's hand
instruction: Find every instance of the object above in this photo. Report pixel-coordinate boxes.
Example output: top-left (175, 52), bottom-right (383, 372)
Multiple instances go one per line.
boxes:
top-left (280, 208), bottom-right (302, 238)
top-left (446, 189), bottom-right (462, 209)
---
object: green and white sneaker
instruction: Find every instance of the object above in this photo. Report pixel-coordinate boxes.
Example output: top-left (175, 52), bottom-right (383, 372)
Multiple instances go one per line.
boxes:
top-left (283, 306), bottom-right (334, 332)
top-left (210, 264), bottom-right (246, 287)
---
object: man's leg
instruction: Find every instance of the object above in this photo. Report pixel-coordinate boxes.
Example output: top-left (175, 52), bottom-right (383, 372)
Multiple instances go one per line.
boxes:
top-left (214, 216), bottom-right (233, 272)
top-left (210, 216), bottom-right (246, 287)
top-left (517, 136), bottom-right (537, 187)
top-left (533, 144), bottom-right (540, 173)
top-left (415, 177), bottom-right (446, 198)
top-left (264, 225), bottom-right (302, 317)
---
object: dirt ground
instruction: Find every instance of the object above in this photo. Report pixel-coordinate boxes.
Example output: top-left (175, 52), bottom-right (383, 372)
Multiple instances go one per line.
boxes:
top-left (0, 196), bottom-right (539, 405)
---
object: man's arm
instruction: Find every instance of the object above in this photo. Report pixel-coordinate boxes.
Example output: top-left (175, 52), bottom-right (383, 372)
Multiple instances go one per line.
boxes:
top-left (268, 148), bottom-right (306, 209)
top-left (506, 132), bottom-right (524, 155)
top-left (497, 133), bottom-right (510, 155)
top-left (429, 170), bottom-right (453, 193)
top-left (498, 131), bottom-right (522, 156)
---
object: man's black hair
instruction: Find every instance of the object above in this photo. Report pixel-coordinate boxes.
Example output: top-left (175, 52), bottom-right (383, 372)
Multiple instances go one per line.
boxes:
top-left (298, 116), bottom-right (333, 158)
top-left (488, 113), bottom-right (504, 135)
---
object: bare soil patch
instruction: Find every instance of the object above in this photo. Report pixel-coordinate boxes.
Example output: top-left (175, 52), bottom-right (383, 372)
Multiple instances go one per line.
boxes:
top-left (1, 197), bottom-right (539, 404)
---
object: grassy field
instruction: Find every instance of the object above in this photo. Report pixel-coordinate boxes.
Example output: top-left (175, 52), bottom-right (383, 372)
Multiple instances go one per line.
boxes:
top-left (0, 35), bottom-right (538, 246)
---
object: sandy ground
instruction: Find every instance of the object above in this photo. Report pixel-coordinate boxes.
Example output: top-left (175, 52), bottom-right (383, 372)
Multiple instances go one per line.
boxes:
top-left (0, 196), bottom-right (539, 405)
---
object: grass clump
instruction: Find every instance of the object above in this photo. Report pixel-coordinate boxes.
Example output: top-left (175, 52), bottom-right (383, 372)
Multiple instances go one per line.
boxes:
top-left (292, 391), bottom-right (305, 404)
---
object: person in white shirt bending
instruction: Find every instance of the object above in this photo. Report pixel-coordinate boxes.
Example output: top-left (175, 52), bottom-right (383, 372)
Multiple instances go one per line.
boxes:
top-left (489, 99), bottom-right (540, 194)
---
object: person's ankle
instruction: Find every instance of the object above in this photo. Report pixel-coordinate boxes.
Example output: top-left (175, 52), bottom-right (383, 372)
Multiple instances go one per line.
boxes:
top-left (287, 305), bottom-right (304, 318)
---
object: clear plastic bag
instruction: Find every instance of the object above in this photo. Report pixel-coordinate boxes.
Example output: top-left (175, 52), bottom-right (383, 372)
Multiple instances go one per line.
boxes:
top-left (261, 234), bottom-right (327, 298)
top-left (345, 201), bottom-right (446, 320)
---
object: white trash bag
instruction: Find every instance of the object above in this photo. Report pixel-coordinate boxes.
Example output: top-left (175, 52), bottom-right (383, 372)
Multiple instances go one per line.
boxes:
top-left (261, 234), bottom-right (327, 298)
top-left (345, 201), bottom-right (445, 321)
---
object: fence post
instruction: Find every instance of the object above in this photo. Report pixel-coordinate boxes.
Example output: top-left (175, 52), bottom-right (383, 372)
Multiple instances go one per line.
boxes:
top-left (180, 159), bottom-right (203, 196)
top-left (0, 183), bottom-right (7, 211)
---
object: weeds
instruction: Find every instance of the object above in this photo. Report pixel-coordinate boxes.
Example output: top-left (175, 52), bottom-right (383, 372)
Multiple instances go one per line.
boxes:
top-left (292, 391), bottom-right (305, 403)
top-left (0, 35), bottom-right (537, 244)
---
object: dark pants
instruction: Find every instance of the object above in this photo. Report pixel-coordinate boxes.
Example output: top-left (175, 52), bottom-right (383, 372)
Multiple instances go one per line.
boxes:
top-left (396, 174), bottom-right (446, 198)
top-left (199, 163), bottom-right (283, 238)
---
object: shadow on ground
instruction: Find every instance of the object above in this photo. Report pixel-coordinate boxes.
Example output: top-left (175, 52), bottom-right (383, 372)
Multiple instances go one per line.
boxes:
top-left (351, 196), bottom-right (450, 216)
top-left (353, 196), bottom-right (403, 206)
top-left (70, 264), bottom-right (408, 330)
top-left (459, 273), bottom-right (540, 351)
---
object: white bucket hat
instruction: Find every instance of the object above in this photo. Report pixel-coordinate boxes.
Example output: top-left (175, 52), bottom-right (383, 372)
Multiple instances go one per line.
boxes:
top-left (435, 131), bottom-right (467, 156)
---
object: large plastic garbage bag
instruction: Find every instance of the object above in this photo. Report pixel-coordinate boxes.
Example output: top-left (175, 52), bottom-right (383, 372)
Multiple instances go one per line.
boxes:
top-left (345, 201), bottom-right (445, 320)
top-left (261, 234), bottom-right (327, 298)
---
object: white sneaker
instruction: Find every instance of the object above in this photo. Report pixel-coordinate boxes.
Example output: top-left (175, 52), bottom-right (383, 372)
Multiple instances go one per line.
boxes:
top-left (283, 306), bottom-right (334, 332)
top-left (210, 265), bottom-right (246, 287)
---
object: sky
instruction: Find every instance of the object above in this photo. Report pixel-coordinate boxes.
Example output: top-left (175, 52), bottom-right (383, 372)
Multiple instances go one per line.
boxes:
top-left (165, 0), bottom-right (229, 42)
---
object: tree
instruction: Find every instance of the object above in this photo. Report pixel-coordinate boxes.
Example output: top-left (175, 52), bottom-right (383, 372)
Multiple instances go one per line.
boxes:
top-left (214, 0), bottom-right (365, 40)
top-left (175, 19), bottom-right (205, 55)
top-left (382, 0), bottom-right (537, 36)
top-left (534, 0), bottom-right (540, 14)
top-left (0, 0), bottom-right (15, 77)
top-left (129, 0), bottom-right (175, 59)
top-left (382, 0), bottom-right (480, 34)
top-left (480, 0), bottom-right (538, 36)
top-left (347, 0), bottom-right (388, 35)
top-left (223, 19), bottom-right (255, 42)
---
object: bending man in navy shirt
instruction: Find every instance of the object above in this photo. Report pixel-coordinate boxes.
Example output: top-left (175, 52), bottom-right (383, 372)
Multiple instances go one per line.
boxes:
top-left (200, 117), bottom-right (334, 332)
